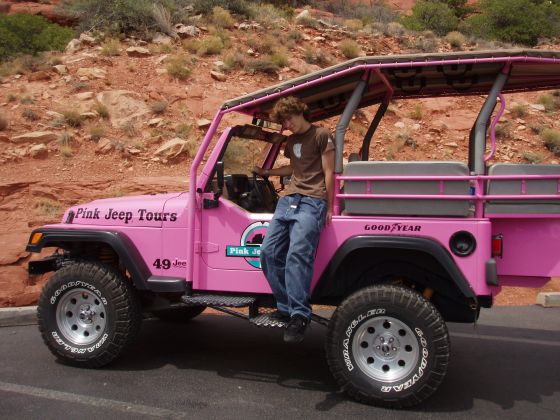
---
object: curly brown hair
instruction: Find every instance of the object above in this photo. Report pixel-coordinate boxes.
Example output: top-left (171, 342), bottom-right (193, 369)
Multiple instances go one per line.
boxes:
top-left (271, 96), bottom-right (310, 123)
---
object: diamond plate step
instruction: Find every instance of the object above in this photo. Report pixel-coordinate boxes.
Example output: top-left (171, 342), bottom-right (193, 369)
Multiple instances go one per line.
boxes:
top-left (249, 313), bottom-right (287, 328)
top-left (181, 294), bottom-right (255, 307)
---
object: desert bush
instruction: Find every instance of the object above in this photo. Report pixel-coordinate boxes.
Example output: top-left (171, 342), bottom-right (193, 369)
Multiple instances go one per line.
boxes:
top-left (57, 131), bottom-right (73, 156)
top-left (466, 0), bottom-right (560, 46)
top-left (61, 110), bottom-right (83, 128)
top-left (402, 1), bottom-right (458, 36)
top-left (175, 122), bottom-right (191, 138)
top-left (0, 114), bottom-right (7, 130)
top-left (152, 3), bottom-right (176, 37)
top-left (339, 39), bottom-right (360, 59)
top-left (35, 198), bottom-right (61, 217)
top-left (89, 126), bottom-right (105, 141)
top-left (223, 51), bottom-right (245, 72)
top-left (150, 100), bottom-right (168, 114)
top-left (537, 94), bottom-right (558, 112)
top-left (409, 36), bottom-right (438, 53)
top-left (166, 56), bottom-right (191, 80)
top-left (304, 47), bottom-right (332, 66)
top-left (212, 6), bottom-right (235, 28)
top-left (100, 38), bottom-right (121, 56)
top-left (494, 122), bottom-right (511, 138)
top-left (94, 102), bottom-right (110, 119)
top-left (0, 13), bottom-right (74, 61)
top-left (192, 0), bottom-right (252, 17)
top-left (445, 31), bottom-right (466, 49)
top-left (296, 14), bottom-right (317, 28)
top-left (121, 121), bottom-right (137, 137)
top-left (270, 50), bottom-right (289, 68)
top-left (61, 0), bottom-right (154, 35)
top-left (184, 36), bottom-right (224, 56)
top-left (69, 80), bottom-right (88, 92)
top-left (247, 3), bottom-right (289, 27)
top-left (522, 151), bottom-right (544, 164)
top-left (321, 1), bottom-right (397, 25)
top-left (22, 108), bottom-right (39, 121)
top-left (385, 21), bottom-right (406, 37)
top-left (510, 103), bottom-right (528, 118)
top-left (246, 35), bottom-right (277, 55)
top-left (287, 30), bottom-right (303, 43)
top-left (344, 18), bottom-right (363, 32)
top-left (246, 58), bottom-right (279, 75)
top-left (409, 104), bottom-right (423, 120)
top-left (528, 123), bottom-right (543, 134)
top-left (541, 128), bottom-right (560, 156)
top-left (20, 95), bottom-right (34, 105)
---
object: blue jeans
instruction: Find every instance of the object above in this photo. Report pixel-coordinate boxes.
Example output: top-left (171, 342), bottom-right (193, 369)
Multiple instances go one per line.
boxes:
top-left (260, 194), bottom-right (327, 319)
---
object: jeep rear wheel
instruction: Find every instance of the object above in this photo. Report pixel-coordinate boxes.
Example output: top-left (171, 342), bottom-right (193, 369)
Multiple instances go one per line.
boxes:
top-left (37, 261), bottom-right (142, 368)
top-left (326, 285), bottom-right (450, 408)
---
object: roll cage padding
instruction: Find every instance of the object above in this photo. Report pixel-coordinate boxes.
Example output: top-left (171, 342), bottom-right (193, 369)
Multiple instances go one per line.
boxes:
top-left (26, 229), bottom-right (151, 290)
top-left (313, 235), bottom-right (476, 301)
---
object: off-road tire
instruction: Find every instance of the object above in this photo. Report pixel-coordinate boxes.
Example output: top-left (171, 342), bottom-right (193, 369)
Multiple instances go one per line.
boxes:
top-left (326, 285), bottom-right (450, 408)
top-left (151, 306), bottom-right (206, 322)
top-left (37, 261), bottom-right (142, 368)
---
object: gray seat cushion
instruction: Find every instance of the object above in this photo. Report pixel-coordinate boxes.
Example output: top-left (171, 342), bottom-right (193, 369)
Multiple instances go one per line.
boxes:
top-left (343, 161), bottom-right (471, 217)
top-left (486, 164), bottom-right (560, 214)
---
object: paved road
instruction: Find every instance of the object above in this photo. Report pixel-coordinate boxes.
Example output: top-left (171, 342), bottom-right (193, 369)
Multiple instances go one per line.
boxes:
top-left (0, 306), bottom-right (559, 419)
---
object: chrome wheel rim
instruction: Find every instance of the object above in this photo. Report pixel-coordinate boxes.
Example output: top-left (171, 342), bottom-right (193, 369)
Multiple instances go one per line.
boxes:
top-left (56, 288), bottom-right (107, 346)
top-left (352, 316), bottom-right (419, 383)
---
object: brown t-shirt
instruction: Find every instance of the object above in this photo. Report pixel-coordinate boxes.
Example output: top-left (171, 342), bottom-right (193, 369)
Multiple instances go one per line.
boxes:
top-left (284, 125), bottom-right (335, 200)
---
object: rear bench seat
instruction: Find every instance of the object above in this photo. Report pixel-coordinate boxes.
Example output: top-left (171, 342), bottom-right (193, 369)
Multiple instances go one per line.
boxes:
top-left (343, 161), bottom-right (471, 217)
top-left (485, 164), bottom-right (560, 214)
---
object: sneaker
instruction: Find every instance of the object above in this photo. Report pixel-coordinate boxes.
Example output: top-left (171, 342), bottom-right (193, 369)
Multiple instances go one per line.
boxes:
top-left (269, 310), bottom-right (290, 323)
top-left (284, 314), bottom-right (309, 343)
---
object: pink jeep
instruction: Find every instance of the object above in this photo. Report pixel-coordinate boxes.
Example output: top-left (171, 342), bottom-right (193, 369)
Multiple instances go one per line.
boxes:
top-left (27, 49), bottom-right (560, 408)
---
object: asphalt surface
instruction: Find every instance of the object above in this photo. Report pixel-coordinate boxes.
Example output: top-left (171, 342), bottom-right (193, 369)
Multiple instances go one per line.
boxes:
top-left (0, 306), bottom-right (559, 420)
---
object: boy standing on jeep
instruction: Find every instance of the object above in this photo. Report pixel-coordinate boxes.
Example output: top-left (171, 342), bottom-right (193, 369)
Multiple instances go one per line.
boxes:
top-left (254, 96), bottom-right (335, 343)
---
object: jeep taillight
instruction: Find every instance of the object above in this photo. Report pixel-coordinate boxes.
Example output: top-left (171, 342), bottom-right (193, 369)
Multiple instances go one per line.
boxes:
top-left (492, 234), bottom-right (503, 258)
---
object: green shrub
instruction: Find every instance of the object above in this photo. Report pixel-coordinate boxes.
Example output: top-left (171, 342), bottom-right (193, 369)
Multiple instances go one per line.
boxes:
top-left (212, 6), bottom-right (235, 28)
top-left (304, 47), bottom-right (332, 66)
top-left (541, 128), bottom-right (560, 156)
top-left (223, 51), bottom-right (245, 72)
top-left (192, 0), bottom-right (252, 17)
top-left (100, 38), bottom-right (121, 56)
top-left (270, 50), bottom-right (289, 68)
top-left (537, 94), bottom-right (558, 112)
top-left (166, 56), bottom-right (191, 80)
top-left (466, 0), bottom-right (560, 46)
top-left (62, 0), bottom-right (154, 35)
top-left (94, 102), bottom-right (110, 119)
top-left (150, 100), bottom-right (168, 114)
top-left (22, 108), bottom-right (39, 121)
top-left (510, 103), bottom-right (528, 118)
top-left (402, 1), bottom-right (458, 36)
top-left (522, 151), bottom-right (544, 164)
top-left (0, 114), bottom-right (7, 130)
top-left (0, 14), bottom-right (74, 61)
top-left (339, 39), bottom-right (360, 59)
top-left (89, 126), bottom-right (105, 141)
top-left (246, 58), bottom-right (279, 75)
top-left (445, 31), bottom-right (466, 49)
top-left (62, 110), bottom-right (83, 128)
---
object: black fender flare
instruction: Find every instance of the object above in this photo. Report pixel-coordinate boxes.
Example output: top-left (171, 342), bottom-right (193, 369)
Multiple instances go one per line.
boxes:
top-left (313, 235), bottom-right (476, 300)
top-left (27, 228), bottom-right (151, 290)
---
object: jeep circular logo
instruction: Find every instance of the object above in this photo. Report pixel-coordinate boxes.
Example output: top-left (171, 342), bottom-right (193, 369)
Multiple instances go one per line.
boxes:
top-left (226, 221), bottom-right (269, 269)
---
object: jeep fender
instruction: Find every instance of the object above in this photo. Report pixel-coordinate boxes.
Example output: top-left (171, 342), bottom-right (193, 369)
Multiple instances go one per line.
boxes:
top-left (27, 228), bottom-right (152, 290)
top-left (313, 235), bottom-right (476, 301)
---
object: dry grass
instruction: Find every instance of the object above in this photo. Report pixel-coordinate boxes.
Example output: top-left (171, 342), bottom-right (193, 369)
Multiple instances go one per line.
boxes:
top-left (223, 51), bottom-right (246, 72)
top-left (212, 6), bottom-right (235, 28)
top-left (150, 101), bottom-right (168, 114)
top-left (510, 103), bottom-right (528, 118)
top-left (522, 151), bottom-right (544, 164)
top-left (304, 47), bottom-right (333, 66)
top-left (35, 198), bottom-right (61, 218)
top-left (246, 58), bottom-right (280, 75)
top-left (166, 56), bottom-right (191, 80)
top-left (22, 108), bottom-right (39, 121)
top-left (89, 126), bottom-right (105, 141)
top-left (270, 50), bottom-right (289, 68)
top-left (344, 19), bottom-right (363, 32)
top-left (100, 38), bottom-right (121, 56)
top-left (62, 110), bottom-right (83, 128)
top-left (152, 3), bottom-right (176, 37)
top-left (339, 39), bottom-right (361, 59)
top-left (121, 121), bottom-right (137, 137)
top-left (409, 104), bottom-right (423, 120)
top-left (184, 36), bottom-right (224, 56)
top-left (537, 94), bottom-right (559, 112)
top-left (94, 102), bottom-right (110, 119)
top-left (541, 128), bottom-right (560, 156)
top-left (445, 31), bottom-right (466, 49)
top-left (175, 123), bottom-right (191, 138)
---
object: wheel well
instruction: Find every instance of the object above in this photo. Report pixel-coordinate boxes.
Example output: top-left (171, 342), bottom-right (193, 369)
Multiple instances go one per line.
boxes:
top-left (313, 246), bottom-right (477, 322)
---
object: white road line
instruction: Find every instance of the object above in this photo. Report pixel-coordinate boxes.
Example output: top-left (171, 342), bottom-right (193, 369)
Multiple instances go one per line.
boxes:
top-left (451, 332), bottom-right (560, 347)
top-left (0, 381), bottom-right (189, 418)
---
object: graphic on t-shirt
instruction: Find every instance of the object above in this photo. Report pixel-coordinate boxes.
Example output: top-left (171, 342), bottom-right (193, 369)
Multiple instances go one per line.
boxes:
top-left (293, 143), bottom-right (302, 159)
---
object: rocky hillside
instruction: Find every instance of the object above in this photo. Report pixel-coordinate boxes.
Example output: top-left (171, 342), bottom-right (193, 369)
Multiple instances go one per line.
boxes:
top-left (1, 3), bottom-right (559, 306)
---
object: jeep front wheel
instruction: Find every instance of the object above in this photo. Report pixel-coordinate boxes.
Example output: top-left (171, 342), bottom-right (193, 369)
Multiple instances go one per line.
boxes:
top-left (37, 261), bottom-right (142, 368)
top-left (326, 285), bottom-right (450, 408)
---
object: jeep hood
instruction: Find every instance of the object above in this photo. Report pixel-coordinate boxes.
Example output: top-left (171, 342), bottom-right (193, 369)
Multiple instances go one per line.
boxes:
top-left (62, 193), bottom-right (186, 227)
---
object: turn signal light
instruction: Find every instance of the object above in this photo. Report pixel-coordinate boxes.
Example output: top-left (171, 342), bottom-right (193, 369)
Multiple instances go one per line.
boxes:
top-left (30, 232), bottom-right (43, 245)
top-left (492, 235), bottom-right (503, 258)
